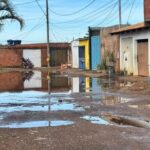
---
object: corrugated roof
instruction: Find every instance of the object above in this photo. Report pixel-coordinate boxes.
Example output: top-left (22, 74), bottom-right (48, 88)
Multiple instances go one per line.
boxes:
top-left (111, 22), bottom-right (150, 34)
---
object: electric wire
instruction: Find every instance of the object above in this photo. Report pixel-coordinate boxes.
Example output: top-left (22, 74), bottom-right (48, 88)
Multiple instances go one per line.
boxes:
top-left (50, 0), bottom-right (96, 16)
top-left (51, 0), bottom-right (118, 24)
top-left (127, 0), bottom-right (136, 24)
top-left (35, 0), bottom-right (46, 16)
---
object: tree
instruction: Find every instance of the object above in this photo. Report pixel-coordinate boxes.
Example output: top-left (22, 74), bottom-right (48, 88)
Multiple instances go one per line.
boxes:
top-left (0, 0), bottom-right (24, 30)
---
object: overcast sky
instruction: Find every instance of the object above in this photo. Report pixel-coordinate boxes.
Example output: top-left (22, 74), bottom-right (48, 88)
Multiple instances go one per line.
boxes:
top-left (0, 0), bottom-right (144, 44)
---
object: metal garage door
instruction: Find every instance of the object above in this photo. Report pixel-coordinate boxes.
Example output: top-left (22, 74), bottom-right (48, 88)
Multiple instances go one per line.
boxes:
top-left (137, 39), bottom-right (148, 76)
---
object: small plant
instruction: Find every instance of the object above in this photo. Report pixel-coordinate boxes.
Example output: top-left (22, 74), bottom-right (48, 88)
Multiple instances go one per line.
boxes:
top-left (123, 69), bottom-right (127, 76)
top-left (97, 58), bottom-right (107, 71)
top-left (130, 72), bottom-right (133, 76)
top-left (106, 51), bottom-right (115, 63)
top-left (119, 69), bottom-right (128, 76)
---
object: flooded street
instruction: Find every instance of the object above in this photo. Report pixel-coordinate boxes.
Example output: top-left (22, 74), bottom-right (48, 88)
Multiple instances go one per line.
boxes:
top-left (0, 70), bottom-right (150, 149)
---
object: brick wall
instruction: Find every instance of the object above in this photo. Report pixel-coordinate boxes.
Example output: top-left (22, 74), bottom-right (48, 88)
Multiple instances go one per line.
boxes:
top-left (0, 49), bottom-right (22, 67)
top-left (144, 0), bottom-right (150, 22)
top-left (0, 43), bottom-right (71, 68)
top-left (0, 72), bottom-right (23, 91)
top-left (100, 26), bottom-right (120, 72)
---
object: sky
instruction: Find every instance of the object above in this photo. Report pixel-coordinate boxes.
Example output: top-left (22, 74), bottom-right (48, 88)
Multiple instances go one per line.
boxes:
top-left (0, 0), bottom-right (144, 44)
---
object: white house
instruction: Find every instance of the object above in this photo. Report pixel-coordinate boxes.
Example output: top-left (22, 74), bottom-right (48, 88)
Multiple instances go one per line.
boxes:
top-left (111, 22), bottom-right (150, 76)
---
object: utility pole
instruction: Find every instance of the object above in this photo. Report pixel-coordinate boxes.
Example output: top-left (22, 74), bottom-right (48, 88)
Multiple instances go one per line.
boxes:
top-left (46, 0), bottom-right (51, 114)
top-left (46, 0), bottom-right (50, 67)
top-left (119, 0), bottom-right (122, 28)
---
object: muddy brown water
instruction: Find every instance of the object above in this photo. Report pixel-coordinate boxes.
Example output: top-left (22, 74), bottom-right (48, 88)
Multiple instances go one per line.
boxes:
top-left (0, 71), bottom-right (143, 128)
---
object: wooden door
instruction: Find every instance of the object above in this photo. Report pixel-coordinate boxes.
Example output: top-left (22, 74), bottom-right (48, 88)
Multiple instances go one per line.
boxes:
top-left (137, 39), bottom-right (149, 76)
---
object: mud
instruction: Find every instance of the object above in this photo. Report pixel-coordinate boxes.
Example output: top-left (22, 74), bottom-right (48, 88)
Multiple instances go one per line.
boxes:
top-left (0, 69), bottom-right (150, 149)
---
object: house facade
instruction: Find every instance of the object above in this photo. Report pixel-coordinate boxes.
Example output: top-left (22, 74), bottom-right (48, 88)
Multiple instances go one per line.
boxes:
top-left (0, 43), bottom-right (71, 68)
top-left (89, 26), bottom-right (121, 71)
top-left (111, 23), bottom-right (150, 76)
top-left (71, 38), bottom-right (90, 70)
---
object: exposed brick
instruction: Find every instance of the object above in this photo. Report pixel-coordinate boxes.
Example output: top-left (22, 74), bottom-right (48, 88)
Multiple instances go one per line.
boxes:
top-left (144, 0), bottom-right (150, 22)
top-left (0, 72), bottom-right (23, 91)
top-left (0, 49), bottom-right (22, 67)
top-left (100, 26), bottom-right (120, 72)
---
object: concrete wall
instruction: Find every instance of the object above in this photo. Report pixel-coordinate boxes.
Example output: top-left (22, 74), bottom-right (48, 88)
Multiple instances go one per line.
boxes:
top-left (101, 27), bottom-right (120, 72)
top-left (120, 37), bottom-right (133, 74)
top-left (71, 40), bottom-right (79, 68)
top-left (120, 30), bottom-right (150, 76)
top-left (0, 49), bottom-right (22, 67)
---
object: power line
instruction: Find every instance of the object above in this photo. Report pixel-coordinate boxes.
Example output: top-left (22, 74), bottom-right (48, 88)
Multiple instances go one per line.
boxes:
top-left (51, 0), bottom-right (117, 24)
top-left (127, 0), bottom-right (136, 24)
top-left (13, 0), bottom-right (36, 6)
top-left (50, 0), bottom-right (97, 16)
top-left (35, 0), bottom-right (46, 15)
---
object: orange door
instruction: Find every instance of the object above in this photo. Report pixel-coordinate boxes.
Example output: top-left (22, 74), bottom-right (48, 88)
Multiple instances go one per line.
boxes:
top-left (137, 40), bottom-right (149, 76)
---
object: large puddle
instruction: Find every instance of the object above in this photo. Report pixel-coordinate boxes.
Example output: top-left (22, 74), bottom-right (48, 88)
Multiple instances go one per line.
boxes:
top-left (0, 71), bottom-right (132, 128)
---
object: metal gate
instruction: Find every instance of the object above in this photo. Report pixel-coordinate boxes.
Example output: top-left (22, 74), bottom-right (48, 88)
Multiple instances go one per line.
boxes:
top-left (91, 36), bottom-right (101, 70)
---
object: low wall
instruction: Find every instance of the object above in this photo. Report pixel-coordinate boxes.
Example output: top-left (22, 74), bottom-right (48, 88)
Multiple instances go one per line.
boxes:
top-left (0, 49), bottom-right (22, 67)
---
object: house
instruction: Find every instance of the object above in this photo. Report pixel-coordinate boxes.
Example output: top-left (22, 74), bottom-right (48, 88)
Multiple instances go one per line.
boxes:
top-left (71, 38), bottom-right (90, 70)
top-left (89, 26), bottom-right (121, 71)
top-left (111, 22), bottom-right (150, 76)
top-left (89, 27), bottom-right (101, 70)
top-left (110, 0), bottom-right (150, 76)
top-left (0, 43), bottom-right (71, 68)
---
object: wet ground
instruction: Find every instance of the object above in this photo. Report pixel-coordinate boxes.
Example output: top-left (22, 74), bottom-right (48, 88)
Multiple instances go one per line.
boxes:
top-left (0, 70), bottom-right (150, 150)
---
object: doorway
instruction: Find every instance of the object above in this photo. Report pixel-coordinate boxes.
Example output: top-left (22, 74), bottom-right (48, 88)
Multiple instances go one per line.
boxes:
top-left (137, 39), bottom-right (149, 76)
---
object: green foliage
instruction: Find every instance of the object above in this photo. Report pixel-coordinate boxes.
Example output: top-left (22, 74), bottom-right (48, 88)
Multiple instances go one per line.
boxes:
top-left (97, 58), bottom-right (107, 70)
top-left (97, 51), bottom-right (116, 71)
top-left (119, 69), bottom-right (127, 76)
top-left (0, 0), bottom-right (24, 30)
top-left (106, 51), bottom-right (115, 63)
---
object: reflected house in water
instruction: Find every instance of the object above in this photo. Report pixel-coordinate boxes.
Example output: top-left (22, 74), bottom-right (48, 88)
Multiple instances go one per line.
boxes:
top-left (0, 71), bottom-right (71, 93)
top-left (0, 71), bottom-right (103, 95)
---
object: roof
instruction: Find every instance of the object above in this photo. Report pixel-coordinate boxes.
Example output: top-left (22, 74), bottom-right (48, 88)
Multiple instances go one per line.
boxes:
top-left (111, 22), bottom-right (150, 34)
top-left (0, 43), bottom-right (70, 49)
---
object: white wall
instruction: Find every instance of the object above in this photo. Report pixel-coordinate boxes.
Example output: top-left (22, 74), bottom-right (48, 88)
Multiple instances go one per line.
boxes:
top-left (23, 49), bottom-right (41, 67)
top-left (71, 40), bottom-right (79, 68)
top-left (120, 30), bottom-right (150, 76)
top-left (120, 37), bottom-right (133, 74)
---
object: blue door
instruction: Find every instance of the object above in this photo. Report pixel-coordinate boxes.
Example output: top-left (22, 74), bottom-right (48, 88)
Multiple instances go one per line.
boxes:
top-left (91, 36), bottom-right (101, 70)
top-left (79, 46), bottom-right (85, 70)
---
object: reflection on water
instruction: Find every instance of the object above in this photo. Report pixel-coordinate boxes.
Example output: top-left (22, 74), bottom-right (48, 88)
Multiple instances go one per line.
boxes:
top-left (81, 116), bottom-right (109, 125)
top-left (0, 71), bottom-right (130, 128)
top-left (128, 104), bottom-right (150, 109)
top-left (0, 120), bottom-right (74, 128)
top-left (101, 96), bottom-right (131, 106)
